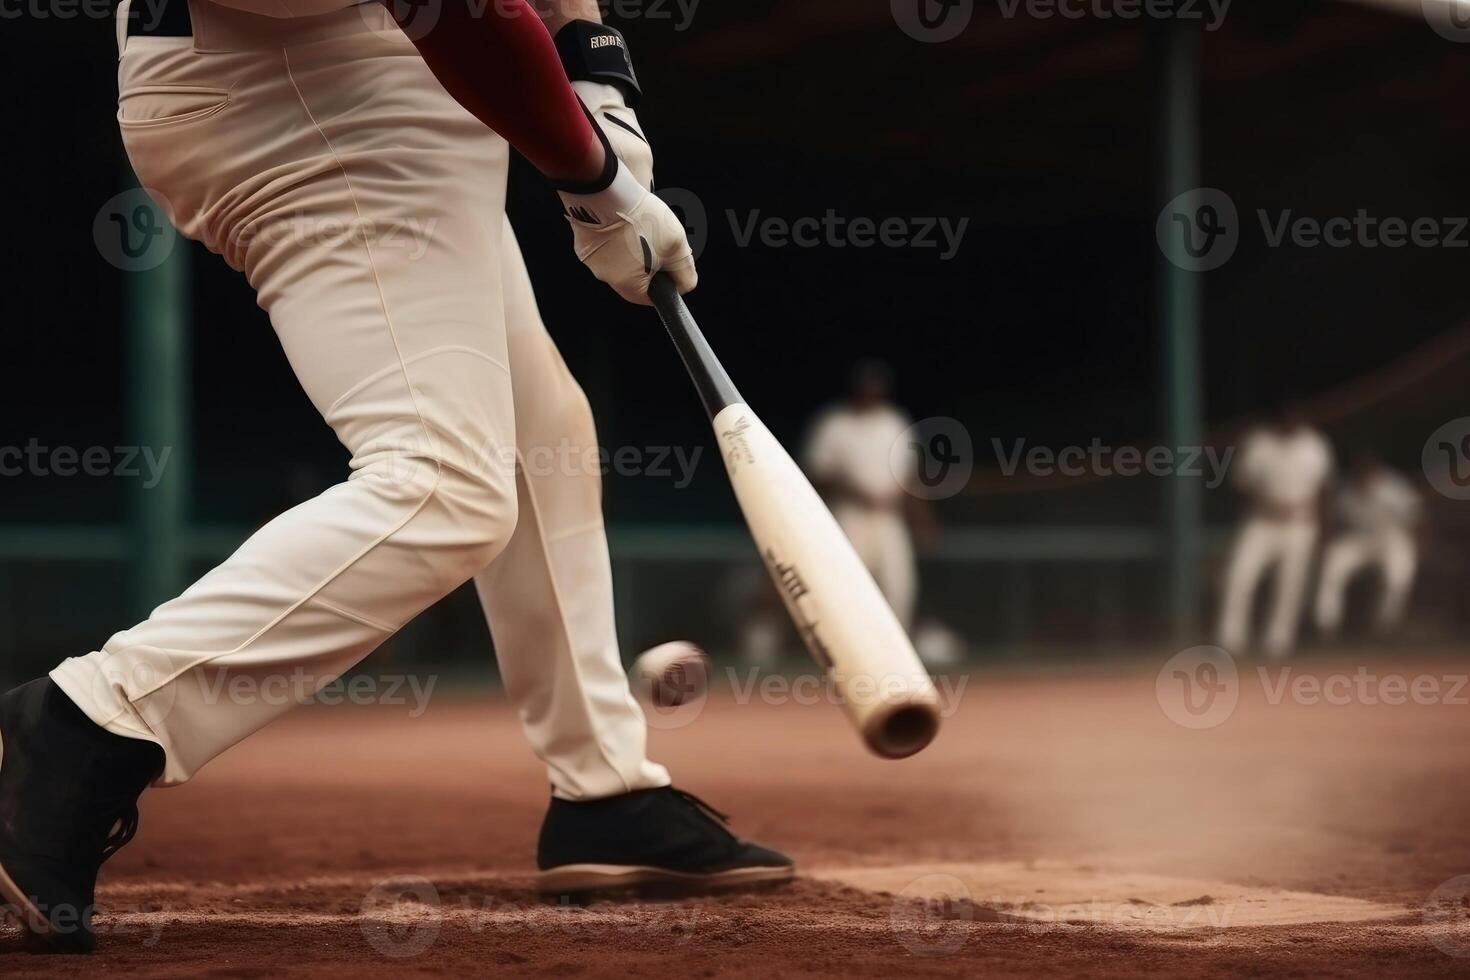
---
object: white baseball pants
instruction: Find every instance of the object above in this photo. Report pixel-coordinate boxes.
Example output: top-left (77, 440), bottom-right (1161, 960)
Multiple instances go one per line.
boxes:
top-left (52, 1), bottom-right (670, 799)
top-left (1314, 528), bottom-right (1417, 634)
top-left (1216, 517), bottom-right (1318, 657)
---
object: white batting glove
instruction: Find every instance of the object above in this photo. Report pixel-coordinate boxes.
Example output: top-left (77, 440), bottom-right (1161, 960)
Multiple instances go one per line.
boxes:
top-left (574, 80), bottom-right (654, 191)
top-left (557, 147), bottom-right (696, 307)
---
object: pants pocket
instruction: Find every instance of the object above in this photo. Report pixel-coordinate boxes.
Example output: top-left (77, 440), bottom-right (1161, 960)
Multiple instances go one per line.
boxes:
top-left (118, 84), bottom-right (231, 128)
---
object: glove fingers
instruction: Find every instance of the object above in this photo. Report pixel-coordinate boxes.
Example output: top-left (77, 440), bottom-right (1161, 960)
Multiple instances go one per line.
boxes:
top-left (560, 162), bottom-right (697, 305)
top-left (660, 254), bottom-right (698, 296)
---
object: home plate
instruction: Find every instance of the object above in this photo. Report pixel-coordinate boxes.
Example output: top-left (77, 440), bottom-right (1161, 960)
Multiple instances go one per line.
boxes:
top-left (813, 861), bottom-right (1410, 931)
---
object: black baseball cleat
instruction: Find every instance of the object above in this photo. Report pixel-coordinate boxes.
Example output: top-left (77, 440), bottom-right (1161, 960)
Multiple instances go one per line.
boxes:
top-left (0, 678), bottom-right (163, 953)
top-left (536, 786), bottom-right (795, 898)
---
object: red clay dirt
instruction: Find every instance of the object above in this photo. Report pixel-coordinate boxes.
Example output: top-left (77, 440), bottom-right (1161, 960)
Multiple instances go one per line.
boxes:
top-left (4, 656), bottom-right (1470, 977)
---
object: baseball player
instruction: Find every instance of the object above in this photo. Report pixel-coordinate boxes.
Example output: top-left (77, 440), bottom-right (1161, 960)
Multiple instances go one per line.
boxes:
top-left (804, 361), bottom-right (937, 633)
top-left (1314, 455), bottom-right (1422, 636)
top-left (0, 0), bottom-right (791, 953)
top-left (1216, 409), bottom-right (1334, 657)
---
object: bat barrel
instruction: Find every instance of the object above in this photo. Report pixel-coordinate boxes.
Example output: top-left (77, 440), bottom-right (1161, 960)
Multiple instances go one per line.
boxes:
top-left (865, 702), bottom-right (942, 760)
top-left (652, 277), bottom-right (945, 763)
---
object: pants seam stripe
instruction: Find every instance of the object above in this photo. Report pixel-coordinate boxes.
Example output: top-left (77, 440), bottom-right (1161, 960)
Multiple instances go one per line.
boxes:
top-left (514, 470), bottom-right (633, 795)
top-left (309, 597), bottom-right (397, 633)
top-left (117, 50), bottom-right (457, 705)
top-left (326, 344), bottom-right (512, 420)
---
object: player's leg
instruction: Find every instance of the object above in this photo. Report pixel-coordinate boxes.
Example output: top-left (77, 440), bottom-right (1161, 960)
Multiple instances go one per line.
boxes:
top-left (472, 219), bottom-right (669, 802)
top-left (476, 224), bottom-right (792, 897)
top-left (1314, 534), bottom-right (1366, 634)
top-left (1374, 530), bottom-right (1418, 632)
top-left (1264, 524), bottom-right (1317, 657)
top-left (2, 11), bottom-right (517, 949)
top-left (1217, 518), bottom-right (1274, 652)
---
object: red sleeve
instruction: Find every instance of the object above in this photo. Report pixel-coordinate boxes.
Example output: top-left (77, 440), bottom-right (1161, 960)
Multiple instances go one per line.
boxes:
top-left (395, 0), bottom-right (605, 185)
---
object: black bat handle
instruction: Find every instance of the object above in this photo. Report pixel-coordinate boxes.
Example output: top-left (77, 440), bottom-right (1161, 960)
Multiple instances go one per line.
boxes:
top-left (649, 273), bottom-right (744, 420)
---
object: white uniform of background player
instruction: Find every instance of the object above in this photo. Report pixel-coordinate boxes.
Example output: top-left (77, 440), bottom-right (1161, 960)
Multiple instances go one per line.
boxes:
top-left (1314, 460), bottom-right (1421, 634)
top-left (49, 0), bottom-right (686, 796)
top-left (1216, 417), bottom-right (1333, 657)
top-left (804, 364), bottom-right (919, 632)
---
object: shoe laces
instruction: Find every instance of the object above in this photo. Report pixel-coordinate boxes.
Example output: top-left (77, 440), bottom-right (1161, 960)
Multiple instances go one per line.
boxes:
top-left (100, 804), bottom-right (142, 865)
top-left (671, 789), bottom-right (736, 839)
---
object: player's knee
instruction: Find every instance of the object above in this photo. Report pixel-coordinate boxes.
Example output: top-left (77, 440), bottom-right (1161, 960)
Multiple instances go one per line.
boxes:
top-left (355, 447), bottom-right (518, 575)
top-left (435, 463), bottom-right (520, 572)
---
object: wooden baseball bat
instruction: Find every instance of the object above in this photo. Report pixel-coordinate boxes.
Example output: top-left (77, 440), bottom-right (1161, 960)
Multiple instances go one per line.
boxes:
top-left (649, 274), bottom-right (941, 759)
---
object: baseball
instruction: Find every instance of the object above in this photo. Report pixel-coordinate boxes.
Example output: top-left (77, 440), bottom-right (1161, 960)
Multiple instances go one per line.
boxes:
top-left (633, 641), bottom-right (710, 708)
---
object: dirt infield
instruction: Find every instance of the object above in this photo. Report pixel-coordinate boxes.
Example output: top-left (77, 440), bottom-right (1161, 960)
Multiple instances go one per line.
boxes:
top-left (4, 655), bottom-right (1470, 977)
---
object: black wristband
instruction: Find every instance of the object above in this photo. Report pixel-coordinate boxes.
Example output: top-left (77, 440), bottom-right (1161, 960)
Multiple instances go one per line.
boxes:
top-left (549, 102), bottom-right (620, 197)
top-left (555, 20), bottom-right (642, 108)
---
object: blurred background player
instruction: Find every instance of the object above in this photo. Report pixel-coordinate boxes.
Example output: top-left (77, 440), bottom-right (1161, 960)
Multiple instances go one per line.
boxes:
top-left (803, 361), bottom-right (938, 636)
top-left (1216, 408), bottom-right (1334, 658)
top-left (1314, 454), bottom-right (1423, 637)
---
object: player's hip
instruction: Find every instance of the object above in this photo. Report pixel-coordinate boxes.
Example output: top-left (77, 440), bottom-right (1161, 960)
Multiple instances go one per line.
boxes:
top-left (1235, 515), bottom-right (1319, 557)
top-left (118, 0), bottom-right (397, 52)
top-left (115, 4), bottom-right (506, 264)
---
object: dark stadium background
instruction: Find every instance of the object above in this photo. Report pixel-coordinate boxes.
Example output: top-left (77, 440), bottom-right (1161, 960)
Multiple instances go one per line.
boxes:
top-left (2, 0), bottom-right (1467, 681)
